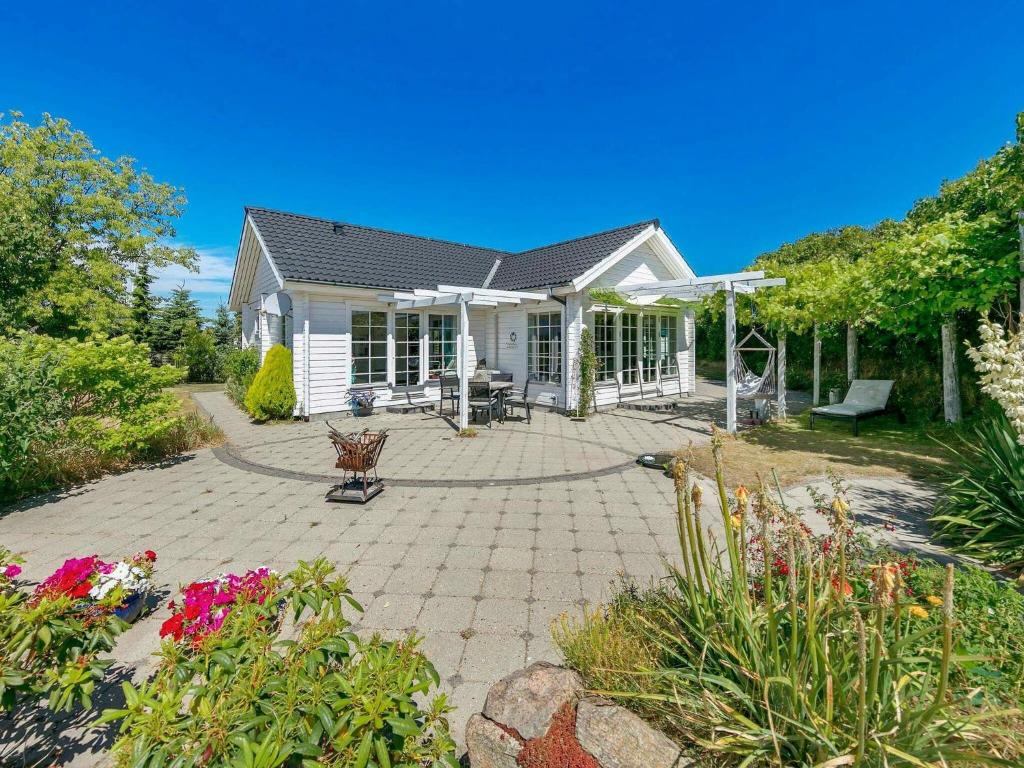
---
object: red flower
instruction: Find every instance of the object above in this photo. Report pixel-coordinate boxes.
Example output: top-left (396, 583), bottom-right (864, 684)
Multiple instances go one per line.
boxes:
top-left (144, 550), bottom-right (157, 562)
top-left (159, 613), bottom-right (184, 640)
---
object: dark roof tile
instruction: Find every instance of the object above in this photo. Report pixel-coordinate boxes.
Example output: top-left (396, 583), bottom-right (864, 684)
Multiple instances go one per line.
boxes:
top-left (245, 207), bottom-right (659, 292)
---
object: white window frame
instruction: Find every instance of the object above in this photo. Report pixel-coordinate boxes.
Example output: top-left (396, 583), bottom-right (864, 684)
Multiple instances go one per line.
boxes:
top-left (394, 311), bottom-right (422, 387)
top-left (594, 311), bottom-right (617, 383)
top-left (350, 308), bottom-right (389, 385)
top-left (527, 311), bottom-right (563, 384)
top-left (427, 312), bottom-right (457, 378)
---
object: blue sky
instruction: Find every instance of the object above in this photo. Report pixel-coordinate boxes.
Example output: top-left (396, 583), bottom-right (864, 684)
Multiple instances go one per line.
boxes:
top-left (3, 2), bottom-right (1022, 315)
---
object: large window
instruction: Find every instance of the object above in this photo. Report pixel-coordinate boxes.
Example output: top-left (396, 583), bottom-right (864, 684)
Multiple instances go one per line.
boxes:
top-left (428, 314), bottom-right (456, 377)
top-left (351, 310), bottom-right (388, 385)
top-left (394, 312), bottom-right (421, 386)
top-left (594, 312), bottom-right (616, 382)
top-left (660, 315), bottom-right (678, 375)
top-left (642, 314), bottom-right (659, 383)
top-left (620, 313), bottom-right (639, 385)
top-left (527, 311), bottom-right (562, 383)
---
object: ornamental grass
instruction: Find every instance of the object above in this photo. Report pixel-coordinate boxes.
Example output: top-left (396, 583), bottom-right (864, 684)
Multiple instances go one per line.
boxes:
top-left (555, 429), bottom-right (1020, 766)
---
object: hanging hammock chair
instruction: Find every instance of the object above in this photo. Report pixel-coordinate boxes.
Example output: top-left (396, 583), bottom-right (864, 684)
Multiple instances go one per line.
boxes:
top-left (734, 327), bottom-right (776, 398)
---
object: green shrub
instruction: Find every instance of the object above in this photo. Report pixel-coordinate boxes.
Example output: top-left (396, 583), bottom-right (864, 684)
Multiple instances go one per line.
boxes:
top-left (573, 325), bottom-right (596, 417)
top-left (173, 326), bottom-right (220, 383)
top-left (555, 435), bottom-right (1016, 766)
top-left (99, 558), bottom-right (457, 767)
top-left (907, 559), bottom-right (1024, 702)
top-left (932, 412), bottom-right (1024, 573)
top-left (0, 334), bottom-right (187, 499)
top-left (244, 343), bottom-right (295, 420)
top-left (222, 345), bottom-right (260, 406)
top-left (1, 579), bottom-right (126, 713)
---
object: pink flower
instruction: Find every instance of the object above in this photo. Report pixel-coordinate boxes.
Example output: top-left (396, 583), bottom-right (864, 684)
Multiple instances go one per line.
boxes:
top-left (3, 564), bottom-right (21, 579)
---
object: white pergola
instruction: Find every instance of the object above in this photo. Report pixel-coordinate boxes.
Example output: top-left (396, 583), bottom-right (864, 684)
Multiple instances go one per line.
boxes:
top-left (378, 286), bottom-right (550, 429)
top-left (622, 270), bottom-right (787, 433)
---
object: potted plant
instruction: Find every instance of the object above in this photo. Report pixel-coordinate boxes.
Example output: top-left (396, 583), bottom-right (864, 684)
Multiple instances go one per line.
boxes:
top-left (35, 551), bottom-right (157, 623)
top-left (348, 389), bottom-right (377, 417)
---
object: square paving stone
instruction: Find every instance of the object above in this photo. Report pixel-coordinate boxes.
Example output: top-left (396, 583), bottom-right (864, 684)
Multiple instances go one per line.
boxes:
top-left (455, 527), bottom-right (497, 547)
top-left (418, 595), bottom-right (476, 631)
top-left (528, 599), bottom-right (576, 636)
top-left (446, 545), bottom-right (491, 569)
top-left (344, 565), bottom-right (393, 593)
top-left (494, 529), bottom-right (535, 549)
top-left (432, 568), bottom-right (485, 597)
top-left (481, 569), bottom-right (532, 598)
top-left (532, 550), bottom-right (578, 574)
top-left (533, 529), bottom-right (575, 551)
top-left (472, 598), bottom-right (529, 635)
top-left (359, 593), bottom-right (426, 630)
top-left (459, 634), bottom-right (526, 683)
top-left (531, 572), bottom-right (581, 602)
top-left (385, 566), bottom-right (436, 595)
top-left (401, 546), bottom-right (449, 567)
top-left (489, 547), bottom-right (533, 572)
top-left (577, 550), bottom-right (624, 574)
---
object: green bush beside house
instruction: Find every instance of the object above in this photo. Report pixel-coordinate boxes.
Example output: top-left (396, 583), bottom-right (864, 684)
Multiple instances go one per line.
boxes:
top-left (244, 344), bottom-right (296, 421)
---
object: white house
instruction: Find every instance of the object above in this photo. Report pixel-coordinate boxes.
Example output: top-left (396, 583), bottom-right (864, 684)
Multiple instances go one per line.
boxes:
top-left (228, 207), bottom-right (699, 420)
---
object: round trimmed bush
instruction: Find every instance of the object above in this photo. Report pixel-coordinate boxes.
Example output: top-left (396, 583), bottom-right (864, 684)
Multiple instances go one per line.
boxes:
top-left (243, 344), bottom-right (295, 420)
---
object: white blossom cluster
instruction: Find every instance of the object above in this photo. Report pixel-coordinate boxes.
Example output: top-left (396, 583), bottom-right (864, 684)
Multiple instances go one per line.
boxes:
top-left (966, 317), bottom-right (1024, 444)
top-left (89, 561), bottom-right (152, 601)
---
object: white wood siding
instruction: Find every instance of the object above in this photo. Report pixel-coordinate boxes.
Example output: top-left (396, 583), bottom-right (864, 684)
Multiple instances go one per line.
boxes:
top-left (495, 301), bottom-right (565, 408)
top-left (308, 299), bottom-right (349, 414)
top-left (600, 241), bottom-right (678, 290)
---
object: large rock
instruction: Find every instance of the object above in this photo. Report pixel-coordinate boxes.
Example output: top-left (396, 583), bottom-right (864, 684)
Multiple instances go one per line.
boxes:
top-left (482, 661), bottom-right (584, 740)
top-left (576, 697), bottom-right (687, 768)
top-left (465, 713), bottom-right (523, 768)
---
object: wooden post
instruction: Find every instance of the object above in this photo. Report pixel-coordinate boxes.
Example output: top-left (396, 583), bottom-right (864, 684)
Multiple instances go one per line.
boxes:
top-left (725, 287), bottom-right (737, 433)
top-left (812, 322), bottom-right (822, 406)
top-left (846, 322), bottom-right (858, 382)
top-left (1017, 210), bottom-right (1023, 314)
top-left (458, 298), bottom-right (470, 430)
top-left (941, 320), bottom-right (962, 423)
top-left (777, 331), bottom-right (787, 420)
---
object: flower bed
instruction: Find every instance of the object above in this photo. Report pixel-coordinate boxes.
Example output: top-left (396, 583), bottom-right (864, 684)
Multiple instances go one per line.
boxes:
top-left (159, 566), bottom-right (277, 644)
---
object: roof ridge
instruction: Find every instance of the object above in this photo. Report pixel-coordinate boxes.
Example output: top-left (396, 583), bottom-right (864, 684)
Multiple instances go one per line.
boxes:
top-left (245, 205), bottom-right (511, 255)
top-left (512, 218), bottom-right (659, 256)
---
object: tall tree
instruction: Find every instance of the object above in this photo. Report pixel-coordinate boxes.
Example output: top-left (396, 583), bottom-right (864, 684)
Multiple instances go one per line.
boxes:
top-left (150, 286), bottom-right (203, 361)
top-left (0, 111), bottom-right (196, 337)
top-left (130, 263), bottom-right (158, 347)
top-left (212, 301), bottom-right (237, 348)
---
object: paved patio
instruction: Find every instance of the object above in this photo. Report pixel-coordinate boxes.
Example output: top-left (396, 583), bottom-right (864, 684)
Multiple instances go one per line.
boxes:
top-left (0, 381), bottom-right (938, 765)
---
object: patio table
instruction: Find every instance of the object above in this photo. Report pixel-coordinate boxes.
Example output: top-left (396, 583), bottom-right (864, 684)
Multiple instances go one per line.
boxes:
top-left (489, 380), bottom-right (514, 423)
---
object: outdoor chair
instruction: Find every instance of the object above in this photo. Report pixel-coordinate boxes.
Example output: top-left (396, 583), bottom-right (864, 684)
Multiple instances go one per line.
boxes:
top-left (439, 373), bottom-right (461, 417)
top-left (326, 424), bottom-right (389, 502)
top-left (809, 379), bottom-right (900, 436)
top-left (468, 381), bottom-right (500, 428)
top-left (503, 379), bottom-right (531, 424)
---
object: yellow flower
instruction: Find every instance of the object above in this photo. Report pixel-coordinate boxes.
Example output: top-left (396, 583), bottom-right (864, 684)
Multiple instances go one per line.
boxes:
top-left (730, 514), bottom-right (743, 529)
top-left (926, 595), bottom-right (943, 607)
top-left (735, 485), bottom-right (749, 504)
top-left (831, 497), bottom-right (850, 516)
top-left (909, 605), bottom-right (929, 620)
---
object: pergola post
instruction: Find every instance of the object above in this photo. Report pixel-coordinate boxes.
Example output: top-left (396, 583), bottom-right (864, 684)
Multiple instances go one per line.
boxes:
top-left (458, 298), bottom-right (470, 430)
top-left (812, 322), bottom-right (822, 406)
top-left (725, 286), bottom-right (737, 433)
top-left (777, 331), bottom-right (787, 420)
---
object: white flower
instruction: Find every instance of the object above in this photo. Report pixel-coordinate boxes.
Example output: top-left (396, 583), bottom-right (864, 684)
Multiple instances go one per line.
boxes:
top-left (968, 316), bottom-right (1024, 444)
top-left (88, 561), bottom-right (152, 601)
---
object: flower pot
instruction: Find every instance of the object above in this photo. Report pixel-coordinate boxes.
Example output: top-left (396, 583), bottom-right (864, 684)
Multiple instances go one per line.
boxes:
top-left (114, 592), bottom-right (146, 623)
top-left (352, 404), bottom-right (373, 417)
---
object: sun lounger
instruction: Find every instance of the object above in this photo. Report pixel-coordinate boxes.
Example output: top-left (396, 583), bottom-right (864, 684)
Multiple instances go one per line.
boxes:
top-left (809, 380), bottom-right (898, 436)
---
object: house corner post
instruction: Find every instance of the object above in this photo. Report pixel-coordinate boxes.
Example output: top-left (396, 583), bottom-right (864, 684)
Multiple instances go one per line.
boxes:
top-left (725, 287), bottom-right (737, 433)
top-left (458, 298), bottom-right (470, 430)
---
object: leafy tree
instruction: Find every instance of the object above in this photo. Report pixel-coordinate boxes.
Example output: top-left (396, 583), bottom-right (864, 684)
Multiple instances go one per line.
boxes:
top-left (0, 111), bottom-right (195, 337)
top-left (174, 326), bottom-right (219, 383)
top-left (150, 286), bottom-right (203, 361)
